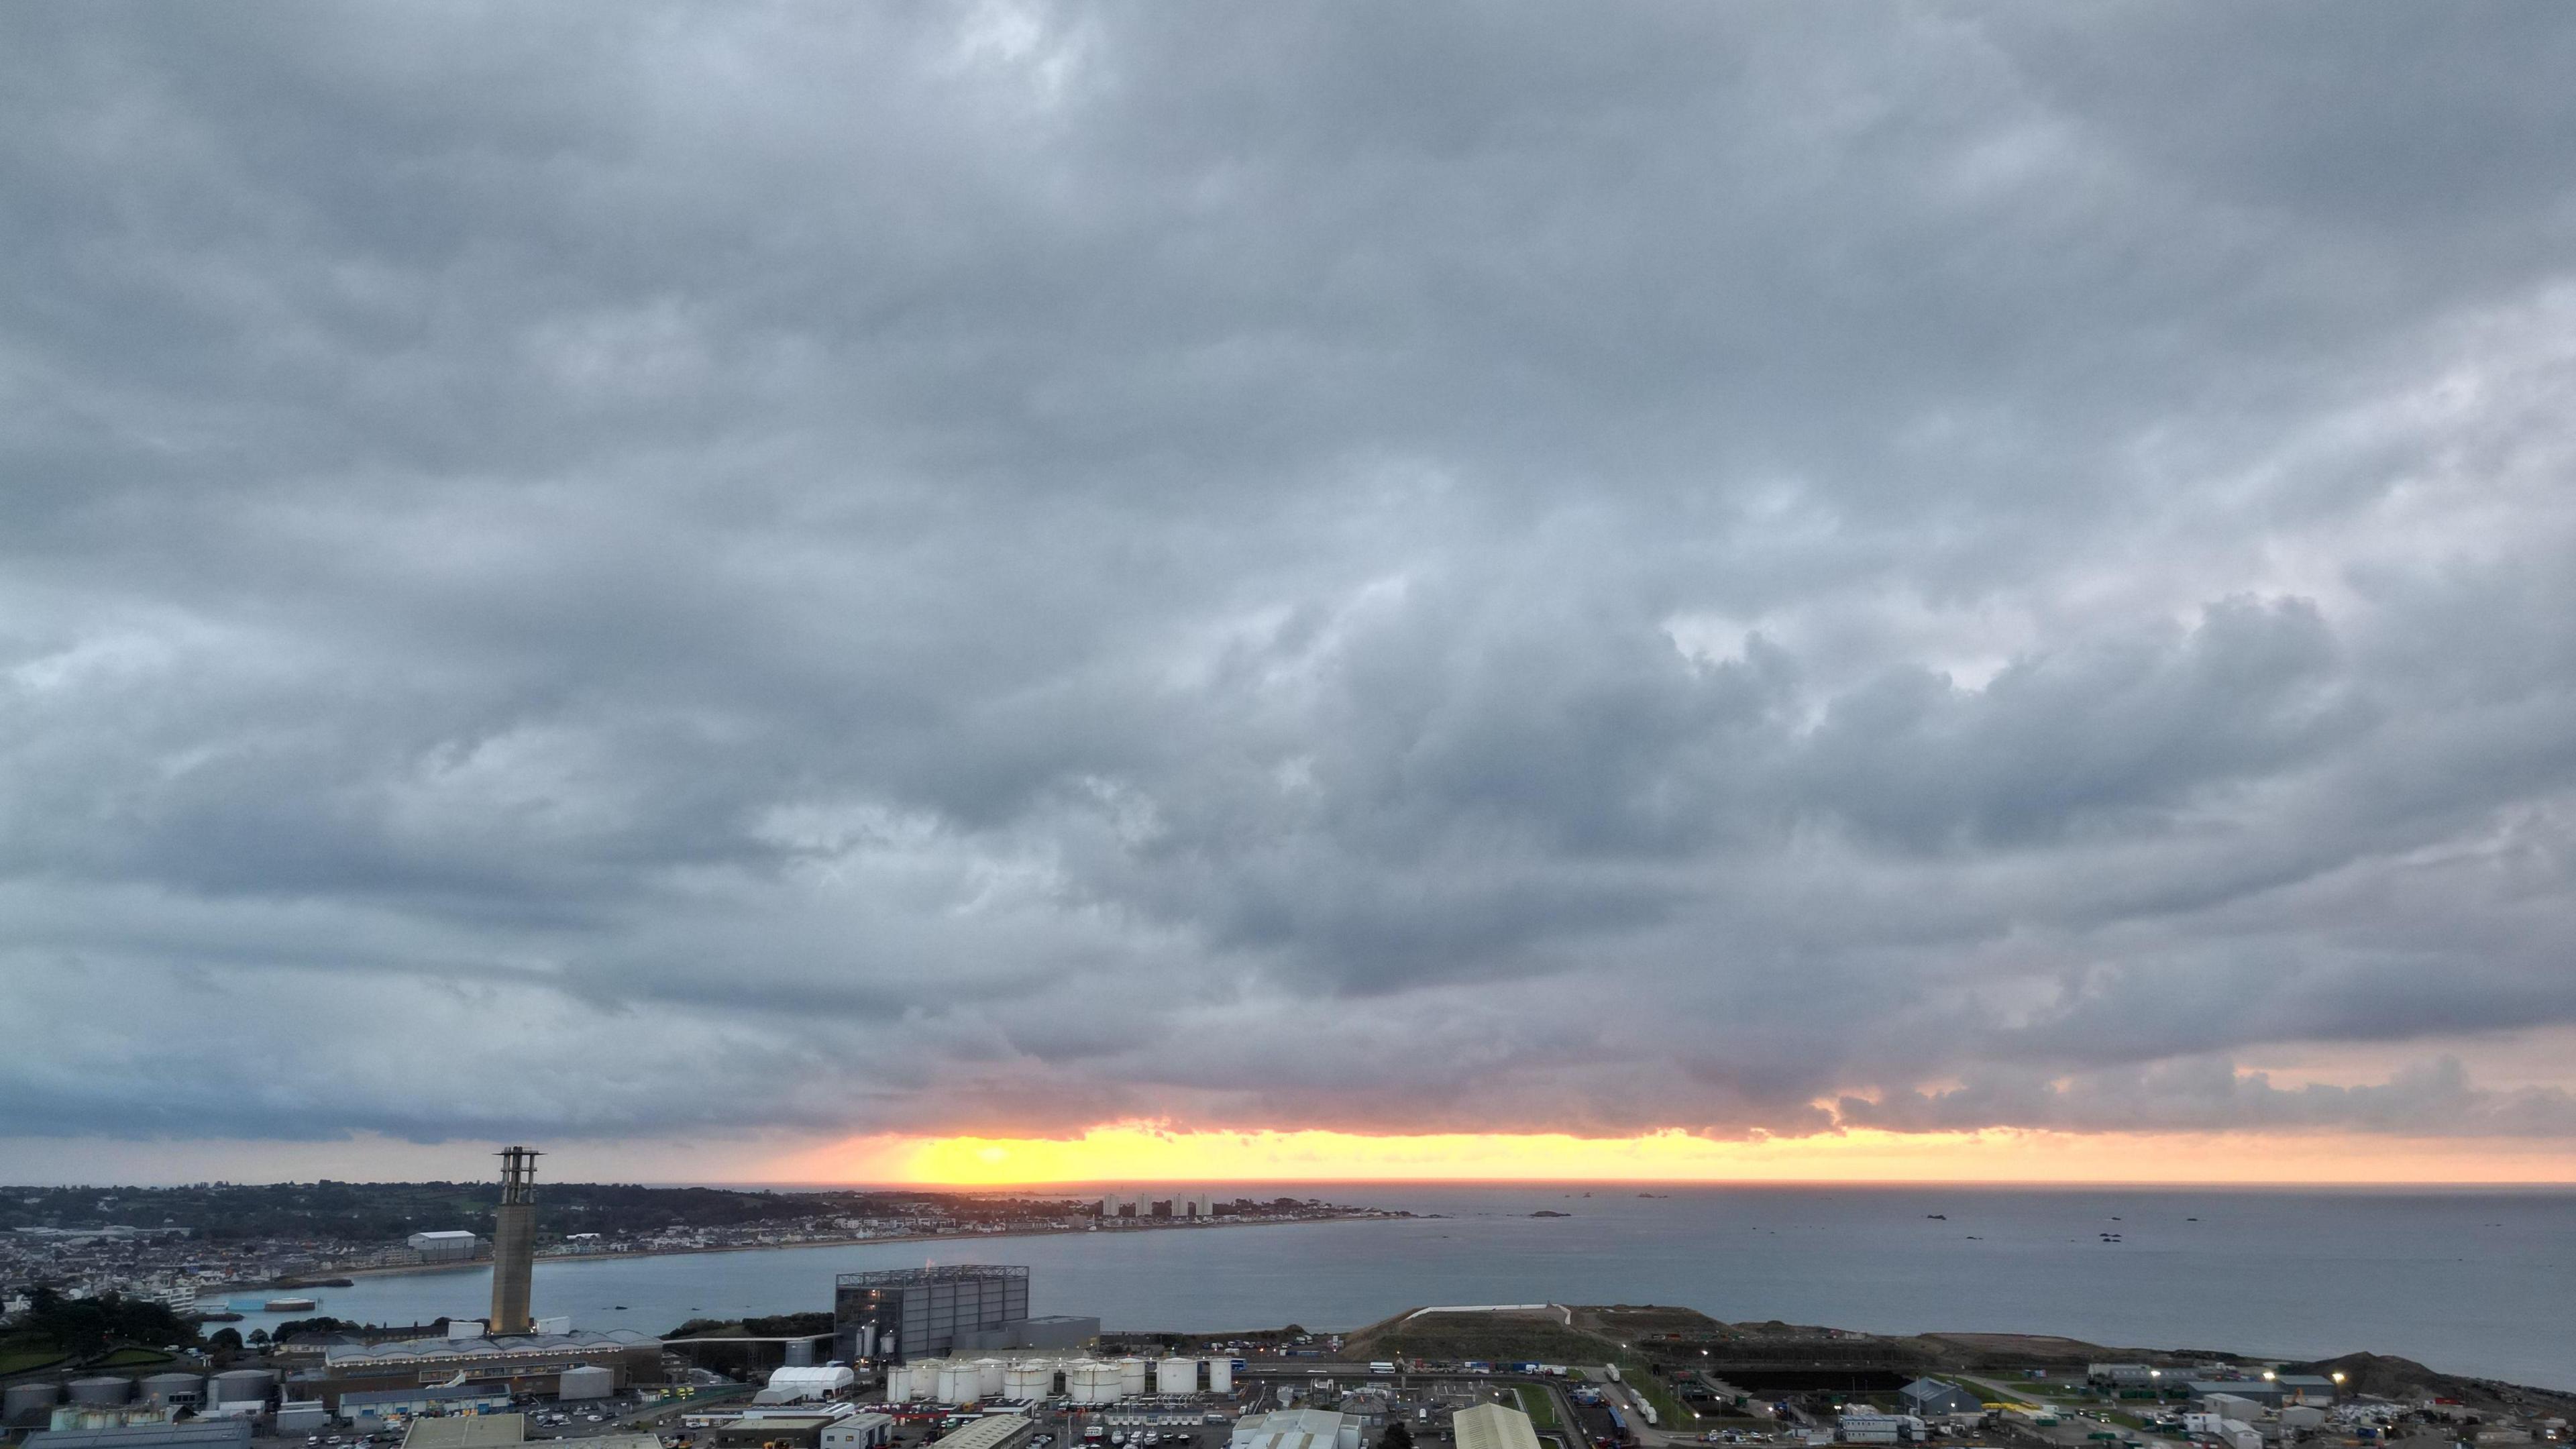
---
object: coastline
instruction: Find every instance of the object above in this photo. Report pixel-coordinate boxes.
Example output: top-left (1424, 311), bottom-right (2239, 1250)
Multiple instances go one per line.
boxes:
top-left (276, 1212), bottom-right (1402, 1288)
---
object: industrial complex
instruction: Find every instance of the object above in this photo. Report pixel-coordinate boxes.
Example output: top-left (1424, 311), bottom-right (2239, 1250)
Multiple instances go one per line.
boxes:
top-left (6, 1155), bottom-right (2564, 1449)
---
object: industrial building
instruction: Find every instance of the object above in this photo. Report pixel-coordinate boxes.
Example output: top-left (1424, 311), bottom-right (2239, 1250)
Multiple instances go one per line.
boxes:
top-left (339, 1385), bottom-right (515, 1422)
top-left (407, 1230), bottom-right (482, 1263)
top-left (1833, 1412), bottom-right (1925, 1444)
top-left (295, 1328), bottom-right (663, 1410)
top-left (957, 1315), bottom-right (1099, 1352)
top-left (402, 1415), bottom-right (527, 1449)
top-left (1453, 1404), bottom-right (1541, 1449)
top-left (55, 1404), bottom-right (191, 1426)
top-left (929, 1417), bottom-right (1034, 1449)
top-left (490, 1146), bottom-right (540, 1334)
top-left (818, 1416), bottom-right (894, 1449)
top-left (1896, 1381), bottom-right (1981, 1418)
top-left (1230, 1410), bottom-right (1360, 1449)
top-left (21, 1421), bottom-right (254, 1449)
top-left (570, 1436), bottom-right (663, 1449)
top-left (713, 1414), bottom-right (843, 1449)
top-left (832, 1265), bottom-right (1031, 1361)
top-left (757, 1366), bottom-right (858, 1404)
top-left (2188, 1381), bottom-right (2286, 1409)
top-left (2276, 1375), bottom-right (2341, 1404)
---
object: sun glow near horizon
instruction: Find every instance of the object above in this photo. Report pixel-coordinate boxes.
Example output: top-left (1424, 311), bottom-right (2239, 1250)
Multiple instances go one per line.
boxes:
top-left (777, 1122), bottom-right (2576, 1187)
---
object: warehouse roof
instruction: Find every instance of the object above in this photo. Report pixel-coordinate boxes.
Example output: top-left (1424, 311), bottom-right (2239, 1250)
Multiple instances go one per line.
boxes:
top-left (402, 1415), bottom-right (527, 1449)
top-left (931, 1417), bottom-right (1032, 1449)
top-left (1454, 1404), bottom-right (1541, 1449)
top-left (327, 1330), bottom-right (658, 1365)
top-left (1230, 1409), bottom-right (1354, 1449)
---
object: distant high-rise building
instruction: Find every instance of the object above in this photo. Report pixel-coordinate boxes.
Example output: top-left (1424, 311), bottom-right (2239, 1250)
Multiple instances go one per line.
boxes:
top-left (1097, 1191), bottom-right (1215, 1218)
top-left (488, 1146), bottom-right (540, 1334)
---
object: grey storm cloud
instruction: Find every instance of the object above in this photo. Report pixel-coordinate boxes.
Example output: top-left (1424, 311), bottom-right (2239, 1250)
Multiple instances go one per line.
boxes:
top-left (6, 1), bottom-right (2576, 1158)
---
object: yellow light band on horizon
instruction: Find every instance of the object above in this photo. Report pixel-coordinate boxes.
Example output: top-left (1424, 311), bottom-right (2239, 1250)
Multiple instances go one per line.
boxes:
top-left (775, 1122), bottom-right (2576, 1186)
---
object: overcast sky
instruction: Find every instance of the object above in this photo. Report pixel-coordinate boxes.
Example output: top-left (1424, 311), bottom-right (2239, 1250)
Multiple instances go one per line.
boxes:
top-left (7, 3), bottom-right (2576, 1182)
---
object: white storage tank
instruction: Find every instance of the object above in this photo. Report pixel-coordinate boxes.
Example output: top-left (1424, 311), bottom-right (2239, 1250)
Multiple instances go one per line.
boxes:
top-left (140, 1375), bottom-right (205, 1407)
top-left (1070, 1361), bottom-right (1120, 1405)
top-left (559, 1365), bottom-right (615, 1401)
top-left (210, 1370), bottom-right (275, 1405)
top-left (936, 1360), bottom-right (981, 1403)
top-left (977, 1359), bottom-right (1005, 1398)
top-left (904, 1361), bottom-right (942, 1401)
top-left (1157, 1358), bottom-right (1196, 1395)
top-left (68, 1379), bottom-right (132, 1408)
top-left (1005, 1361), bottom-right (1056, 1401)
top-left (1208, 1358), bottom-right (1232, 1394)
top-left (1118, 1358), bottom-right (1148, 1399)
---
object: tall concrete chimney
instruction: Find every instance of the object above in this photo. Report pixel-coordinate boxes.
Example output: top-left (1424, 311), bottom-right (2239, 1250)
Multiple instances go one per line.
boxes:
top-left (490, 1145), bottom-right (541, 1335)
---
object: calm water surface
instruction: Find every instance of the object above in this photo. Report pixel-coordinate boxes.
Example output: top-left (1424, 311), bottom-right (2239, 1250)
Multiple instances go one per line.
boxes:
top-left (219, 1185), bottom-right (2573, 1389)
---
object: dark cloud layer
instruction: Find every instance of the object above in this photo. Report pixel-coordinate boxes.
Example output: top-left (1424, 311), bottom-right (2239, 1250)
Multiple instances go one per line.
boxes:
top-left (7, 2), bottom-right (2576, 1157)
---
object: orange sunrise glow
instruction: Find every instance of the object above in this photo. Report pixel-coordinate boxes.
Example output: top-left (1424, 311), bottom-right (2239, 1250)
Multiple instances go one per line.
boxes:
top-left (776, 1122), bottom-right (2576, 1187)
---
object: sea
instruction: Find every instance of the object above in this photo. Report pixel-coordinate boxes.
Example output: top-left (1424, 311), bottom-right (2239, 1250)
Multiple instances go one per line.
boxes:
top-left (215, 1185), bottom-right (2575, 1391)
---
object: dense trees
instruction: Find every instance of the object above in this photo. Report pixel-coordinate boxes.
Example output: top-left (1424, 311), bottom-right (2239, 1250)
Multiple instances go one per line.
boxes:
top-left (11, 1287), bottom-right (193, 1355)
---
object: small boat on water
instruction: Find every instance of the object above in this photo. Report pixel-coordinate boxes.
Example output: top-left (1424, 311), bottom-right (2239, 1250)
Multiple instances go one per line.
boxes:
top-left (264, 1297), bottom-right (319, 1311)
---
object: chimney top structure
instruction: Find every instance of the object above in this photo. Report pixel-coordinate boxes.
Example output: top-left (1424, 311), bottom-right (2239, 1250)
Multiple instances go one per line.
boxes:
top-left (488, 1146), bottom-right (541, 1334)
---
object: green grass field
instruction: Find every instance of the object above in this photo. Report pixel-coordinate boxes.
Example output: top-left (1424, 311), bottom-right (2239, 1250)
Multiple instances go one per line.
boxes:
top-left (0, 1346), bottom-right (71, 1375)
top-left (1515, 1387), bottom-right (1559, 1429)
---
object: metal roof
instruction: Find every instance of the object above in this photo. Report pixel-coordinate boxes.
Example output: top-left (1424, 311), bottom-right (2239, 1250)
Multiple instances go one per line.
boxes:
top-left (402, 1415), bottom-right (528, 1449)
top-left (1454, 1403), bottom-right (1541, 1449)
top-left (575, 1436), bottom-right (666, 1449)
top-left (1230, 1409), bottom-right (1353, 1449)
top-left (930, 1417), bottom-right (1031, 1449)
top-left (1900, 1380), bottom-right (1975, 1401)
top-left (326, 1330), bottom-right (657, 1365)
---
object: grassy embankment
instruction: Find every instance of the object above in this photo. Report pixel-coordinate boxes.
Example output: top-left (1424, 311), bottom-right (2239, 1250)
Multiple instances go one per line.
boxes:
top-left (1514, 1387), bottom-right (1559, 1430)
top-left (1346, 1310), bottom-right (1695, 1429)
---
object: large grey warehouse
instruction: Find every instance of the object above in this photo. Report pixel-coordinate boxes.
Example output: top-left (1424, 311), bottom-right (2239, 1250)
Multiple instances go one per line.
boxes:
top-left (834, 1266), bottom-right (1093, 1362)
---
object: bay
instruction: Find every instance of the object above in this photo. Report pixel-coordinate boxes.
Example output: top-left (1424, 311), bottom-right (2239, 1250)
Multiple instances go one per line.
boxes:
top-left (221, 1185), bottom-right (2575, 1390)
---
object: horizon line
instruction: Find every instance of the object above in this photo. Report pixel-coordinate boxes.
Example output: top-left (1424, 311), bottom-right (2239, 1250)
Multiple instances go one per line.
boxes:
top-left (16, 1176), bottom-right (2574, 1191)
